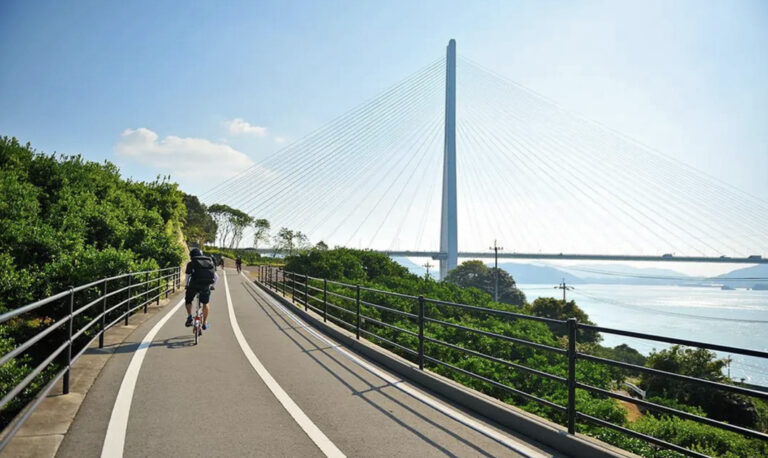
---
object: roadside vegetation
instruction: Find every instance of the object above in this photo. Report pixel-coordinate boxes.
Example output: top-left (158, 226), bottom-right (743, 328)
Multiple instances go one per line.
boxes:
top-left (0, 137), bottom-right (187, 427)
top-left (283, 248), bottom-right (768, 457)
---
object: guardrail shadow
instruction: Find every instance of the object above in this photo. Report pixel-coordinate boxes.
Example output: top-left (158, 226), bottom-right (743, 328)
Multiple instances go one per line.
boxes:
top-left (240, 281), bottom-right (532, 458)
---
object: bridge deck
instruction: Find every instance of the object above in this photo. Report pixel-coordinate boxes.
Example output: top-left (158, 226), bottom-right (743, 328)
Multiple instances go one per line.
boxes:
top-left (56, 269), bottom-right (559, 457)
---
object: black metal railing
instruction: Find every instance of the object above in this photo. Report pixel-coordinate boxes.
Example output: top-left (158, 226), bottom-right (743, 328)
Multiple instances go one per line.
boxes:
top-left (257, 266), bottom-right (768, 458)
top-left (0, 266), bottom-right (181, 449)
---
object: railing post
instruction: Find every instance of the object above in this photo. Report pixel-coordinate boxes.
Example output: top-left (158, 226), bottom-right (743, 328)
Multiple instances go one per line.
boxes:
top-left (144, 273), bottom-right (150, 313)
top-left (567, 317), bottom-right (577, 434)
top-left (291, 273), bottom-right (296, 303)
top-left (323, 278), bottom-right (328, 322)
top-left (356, 285), bottom-right (361, 340)
top-left (125, 275), bottom-right (132, 325)
top-left (63, 287), bottom-right (74, 394)
top-left (418, 295), bottom-right (425, 370)
top-left (156, 272), bottom-right (161, 305)
top-left (171, 268), bottom-right (176, 294)
top-left (304, 274), bottom-right (309, 311)
top-left (99, 279), bottom-right (107, 348)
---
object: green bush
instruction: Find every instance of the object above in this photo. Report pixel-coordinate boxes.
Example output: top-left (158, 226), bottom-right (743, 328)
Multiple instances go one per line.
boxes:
top-left (0, 136), bottom-right (187, 429)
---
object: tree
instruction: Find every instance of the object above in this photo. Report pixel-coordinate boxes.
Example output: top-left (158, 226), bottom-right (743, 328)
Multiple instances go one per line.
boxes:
top-left (208, 203), bottom-right (235, 247)
top-left (524, 297), bottom-right (601, 343)
top-left (444, 260), bottom-right (526, 306)
top-left (252, 219), bottom-right (271, 248)
top-left (640, 345), bottom-right (762, 428)
top-left (273, 227), bottom-right (310, 256)
top-left (182, 194), bottom-right (216, 245)
top-left (229, 210), bottom-right (254, 248)
top-left (314, 241), bottom-right (328, 250)
top-left (207, 204), bottom-right (252, 248)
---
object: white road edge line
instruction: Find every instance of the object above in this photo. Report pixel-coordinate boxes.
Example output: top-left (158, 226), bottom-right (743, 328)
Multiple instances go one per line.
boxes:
top-left (101, 297), bottom-right (186, 458)
top-left (242, 273), bottom-right (547, 458)
top-left (225, 270), bottom-right (345, 458)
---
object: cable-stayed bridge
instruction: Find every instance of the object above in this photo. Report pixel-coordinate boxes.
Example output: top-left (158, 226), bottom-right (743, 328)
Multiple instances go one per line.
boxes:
top-left (203, 40), bottom-right (768, 277)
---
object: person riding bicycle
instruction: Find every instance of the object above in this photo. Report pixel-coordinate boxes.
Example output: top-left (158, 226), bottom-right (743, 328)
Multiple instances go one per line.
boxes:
top-left (235, 256), bottom-right (242, 273)
top-left (184, 248), bottom-right (217, 330)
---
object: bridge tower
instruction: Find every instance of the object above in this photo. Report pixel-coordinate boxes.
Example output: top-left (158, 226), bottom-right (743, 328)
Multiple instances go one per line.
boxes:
top-left (439, 39), bottom-right (458, 279)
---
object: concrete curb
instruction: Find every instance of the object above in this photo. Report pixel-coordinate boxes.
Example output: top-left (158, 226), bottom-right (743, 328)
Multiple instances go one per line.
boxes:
top-left (1, 291), bottom-right (185, 458)
top-left (256, 279), bottom-right (636, 458)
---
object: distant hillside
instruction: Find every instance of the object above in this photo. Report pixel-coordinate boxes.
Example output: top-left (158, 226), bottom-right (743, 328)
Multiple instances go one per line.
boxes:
top-left (716, 264), bottom-right (768, 289)
top-left (498, 263), bottom-right (583, 284)
top-left (391, 257), bottom-right (426, 277)
top-left (560, 264), bottom-right (691, 285)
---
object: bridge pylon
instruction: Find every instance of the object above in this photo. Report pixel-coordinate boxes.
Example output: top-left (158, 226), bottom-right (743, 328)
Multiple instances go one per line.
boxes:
top-left (439, 39), bottom-right (458, 279)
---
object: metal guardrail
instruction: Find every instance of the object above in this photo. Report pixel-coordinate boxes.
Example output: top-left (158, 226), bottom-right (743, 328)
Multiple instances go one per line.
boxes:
top-left (0, 266), bottom-right (182, 449)
top-left (257, 266), bottom-right (768, 458)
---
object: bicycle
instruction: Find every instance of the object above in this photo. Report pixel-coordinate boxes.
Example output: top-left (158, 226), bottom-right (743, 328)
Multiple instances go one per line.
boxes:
top-left (192, 294), bottom-right (203, 345)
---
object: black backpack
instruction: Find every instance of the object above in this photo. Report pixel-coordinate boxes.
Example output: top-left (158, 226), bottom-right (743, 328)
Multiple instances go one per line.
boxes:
top-left (190, 256), bottom-right (216, 285)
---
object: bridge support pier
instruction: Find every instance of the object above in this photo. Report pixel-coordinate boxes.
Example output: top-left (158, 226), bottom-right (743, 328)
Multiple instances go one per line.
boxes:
top-left (439, 39), bottom-right (458, 280)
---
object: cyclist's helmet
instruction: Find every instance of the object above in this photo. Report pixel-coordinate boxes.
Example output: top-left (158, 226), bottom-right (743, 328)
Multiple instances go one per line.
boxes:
top-left (190, 248), bottom-right (203, 258)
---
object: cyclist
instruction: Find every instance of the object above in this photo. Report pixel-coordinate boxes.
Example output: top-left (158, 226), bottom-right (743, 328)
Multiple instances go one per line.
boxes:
top-left (235, 256), bottom-right (242, 274)
top-left (184, 248), bottom-right (217, 330)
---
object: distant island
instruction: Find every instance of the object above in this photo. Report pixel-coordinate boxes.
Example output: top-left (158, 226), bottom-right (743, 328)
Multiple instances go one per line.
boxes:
top-left (392, 257), bottom-right (768, 289)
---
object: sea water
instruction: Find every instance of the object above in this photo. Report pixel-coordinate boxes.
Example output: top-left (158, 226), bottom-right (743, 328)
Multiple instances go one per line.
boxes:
top-left (518, 284), bottom-right (768, 387)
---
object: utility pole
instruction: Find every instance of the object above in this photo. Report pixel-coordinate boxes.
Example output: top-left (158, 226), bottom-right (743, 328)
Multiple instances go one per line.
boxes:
top-left (489, 240), bottom-right (503, 302)
top-left (423, 261), bottom-right (434, 280)
top-left (554, 278), bottom-right (574, 303)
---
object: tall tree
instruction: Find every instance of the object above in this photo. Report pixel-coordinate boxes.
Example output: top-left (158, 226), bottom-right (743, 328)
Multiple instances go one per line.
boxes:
top-left (273, 227), bottom-right (310, 256)
top-left (252, 219), bottom-right (271, 248)
top-left (444, 260), bottom-right (526, 306)
top-left (229, 210), bottom-right (254, 248)
top-left (207, 203), bottom-right (235, 247)
top-left (182, 194), bottom-right (216, 245)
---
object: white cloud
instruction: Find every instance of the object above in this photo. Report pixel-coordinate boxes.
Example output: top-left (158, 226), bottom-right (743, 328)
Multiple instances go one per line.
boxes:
top-left (226, 118), bottom-right (267, 137)
top-left (115, 128), bottom-right (254, 179)
top-left (274, 136), bottom-right (287, 144)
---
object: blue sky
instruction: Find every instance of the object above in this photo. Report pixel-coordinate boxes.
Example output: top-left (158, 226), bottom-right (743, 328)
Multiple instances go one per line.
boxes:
top-left (2, 0), bottom-right (766, 198)
top-left (1, 1), bottom-right (767, 274)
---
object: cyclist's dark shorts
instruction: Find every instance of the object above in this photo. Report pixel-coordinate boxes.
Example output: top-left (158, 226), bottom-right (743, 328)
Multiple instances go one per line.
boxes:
top-left (185, 284), bottom-right (211, 304)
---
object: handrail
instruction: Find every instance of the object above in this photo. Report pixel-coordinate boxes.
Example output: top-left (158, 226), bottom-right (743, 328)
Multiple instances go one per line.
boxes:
top-left (257, 266), bottom-right (768, 457)
top-left (0, 266), bottom-right (181, 449)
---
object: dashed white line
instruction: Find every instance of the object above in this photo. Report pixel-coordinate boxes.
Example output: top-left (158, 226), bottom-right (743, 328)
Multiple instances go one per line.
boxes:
top-left (101, 297), bottom-right (186, 458)
top-left (224, 271), bottom-right (345, 458)
top-left (241, 272), bottom-right (548, 458)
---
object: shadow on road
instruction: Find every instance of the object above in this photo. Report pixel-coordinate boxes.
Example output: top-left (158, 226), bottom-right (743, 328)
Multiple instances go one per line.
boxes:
top-left (240, 282), bottom-right (500, 458)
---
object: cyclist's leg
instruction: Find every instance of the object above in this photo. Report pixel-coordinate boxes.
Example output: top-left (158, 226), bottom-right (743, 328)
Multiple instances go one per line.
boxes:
top-left (184, 287), bottom-right (197, 326)
top-left (199, 288), bottom-right (212, 327)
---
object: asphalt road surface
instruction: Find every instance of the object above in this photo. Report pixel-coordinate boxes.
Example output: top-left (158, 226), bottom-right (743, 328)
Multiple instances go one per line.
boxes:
top-left (57, 269), bottom-right (560, 458)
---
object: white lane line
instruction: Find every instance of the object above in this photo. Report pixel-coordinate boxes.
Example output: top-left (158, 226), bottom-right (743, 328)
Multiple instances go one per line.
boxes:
top-left (101, 297), bottom-right (186, 458)
top-left (225, 271), bottom-right (345, 458)
top-left (243, 274), bottom-right (547, 458)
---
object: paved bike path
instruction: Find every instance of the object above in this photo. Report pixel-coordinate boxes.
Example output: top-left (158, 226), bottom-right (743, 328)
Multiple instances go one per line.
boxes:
top-left (58, 269), bottom-right (559, 457)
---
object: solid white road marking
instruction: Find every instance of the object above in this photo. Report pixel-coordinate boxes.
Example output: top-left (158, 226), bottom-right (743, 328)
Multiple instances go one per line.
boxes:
top-left (225, 271), bottom-right (345, 458)
top-left (242, 273), bottom-right (548, 458)
top-left (101, 297), bottom-right (186, 458)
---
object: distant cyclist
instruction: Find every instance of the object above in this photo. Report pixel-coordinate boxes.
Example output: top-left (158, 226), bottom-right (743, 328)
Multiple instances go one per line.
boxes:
top-left (235, 256), bottom-right (242, 274)
top-left (184, 248), bottom-right (217, 330)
